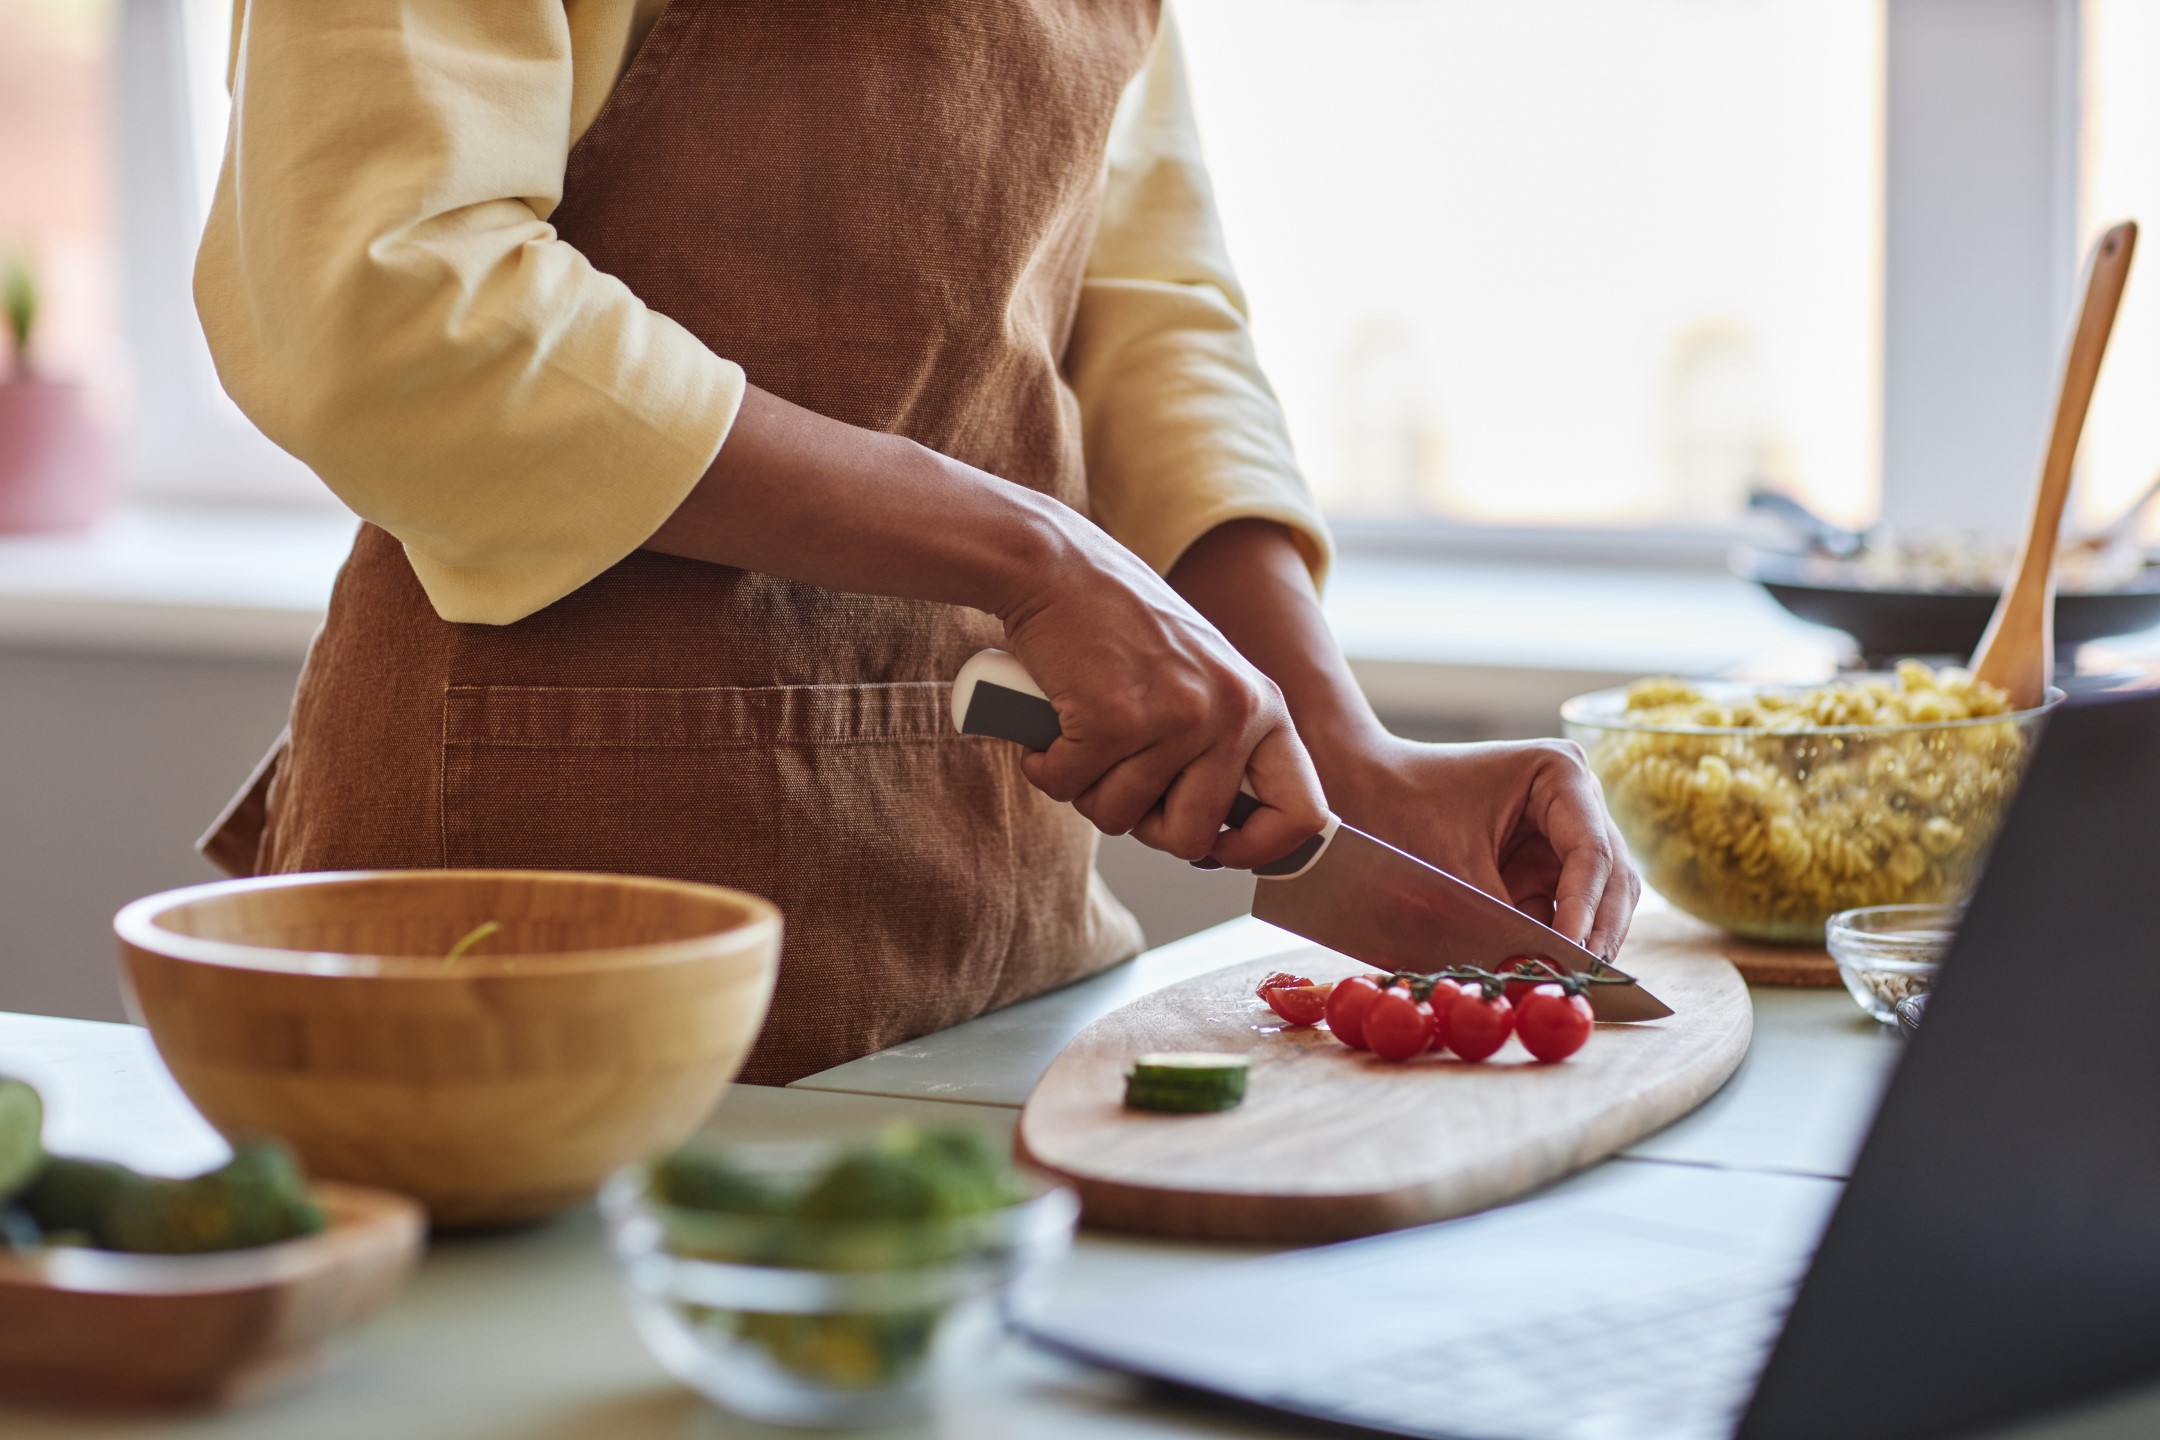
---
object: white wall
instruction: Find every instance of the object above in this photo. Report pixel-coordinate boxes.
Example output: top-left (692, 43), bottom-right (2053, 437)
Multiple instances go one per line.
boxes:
top-left (0, 645), bottom-right (300, 1021)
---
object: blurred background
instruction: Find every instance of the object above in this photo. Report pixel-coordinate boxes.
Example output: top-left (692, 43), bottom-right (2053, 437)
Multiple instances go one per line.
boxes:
top-left (2, 0), bottom-right (2155, 1018)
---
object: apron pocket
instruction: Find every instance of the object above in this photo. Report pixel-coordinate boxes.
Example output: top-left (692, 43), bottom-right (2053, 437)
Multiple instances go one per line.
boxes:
top-left (439, 680), bottom-right (968, 880)
top-left (440, 681), bottom-right (1118, 1079)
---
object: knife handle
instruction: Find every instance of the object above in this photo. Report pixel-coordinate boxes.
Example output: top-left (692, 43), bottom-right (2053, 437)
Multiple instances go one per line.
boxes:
top-left (951, 649), bottom-right (1336, 879)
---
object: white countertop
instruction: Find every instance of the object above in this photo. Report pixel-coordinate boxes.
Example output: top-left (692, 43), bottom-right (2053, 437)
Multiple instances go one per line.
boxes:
top-left (8, 914), bottom-right (2159, 1439)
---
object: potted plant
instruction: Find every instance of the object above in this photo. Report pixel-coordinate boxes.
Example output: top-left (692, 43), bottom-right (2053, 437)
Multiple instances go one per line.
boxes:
top-left (0, 253), bottom-right (110, 532)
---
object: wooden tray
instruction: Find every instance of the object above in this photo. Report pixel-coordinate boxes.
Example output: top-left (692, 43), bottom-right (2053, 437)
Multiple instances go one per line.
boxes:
top-left (1016, 930), bottom-right (1751, 1243)
top-left (1622, 907), bottom-right (1841, 986)
top-left (0, 1181), bottom-right (424, 1410)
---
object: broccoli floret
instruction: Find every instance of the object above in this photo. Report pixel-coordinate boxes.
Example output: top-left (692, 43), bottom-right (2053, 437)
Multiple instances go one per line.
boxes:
top-left (649, 1147), bottom-right (796, 1216)
top-left (796, 1126), bottom-right (1021, 1224)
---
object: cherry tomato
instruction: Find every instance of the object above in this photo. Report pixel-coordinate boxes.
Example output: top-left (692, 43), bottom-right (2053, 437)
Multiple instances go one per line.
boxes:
top-left (1324, 975), bottom-right (1387, 1050)
top-left (1364, 989), bottom-right (1435, 1062)
top-left (1445, 988), bottom-right (1514, 1062)
top-left (1515, 983), bottom-right (1595, 1062)
top-left (1425, 979), bottom-right (1470, 1054)
top-left (1500, 957), bottom-right (1562, 1008)
top-left (1259, 978), bottom-right (1333, 1027)
top-left (1257, 971), bottom-right (1313, 994)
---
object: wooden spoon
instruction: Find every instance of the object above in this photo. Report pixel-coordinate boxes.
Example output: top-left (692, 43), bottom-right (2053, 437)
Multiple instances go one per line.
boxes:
top-left (1973, 220), bottom-right (2139, 709)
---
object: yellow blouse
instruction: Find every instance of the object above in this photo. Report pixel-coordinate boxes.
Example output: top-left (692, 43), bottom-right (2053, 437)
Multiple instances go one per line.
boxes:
top-left (196, 1), bottom-right (1329, 625)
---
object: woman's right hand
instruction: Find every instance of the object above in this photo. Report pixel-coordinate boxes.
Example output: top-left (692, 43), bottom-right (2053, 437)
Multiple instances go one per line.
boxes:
top-left (643, 393), bottom-right (1326, 867)
top-left (994, 504), bottom-right (1328, 870)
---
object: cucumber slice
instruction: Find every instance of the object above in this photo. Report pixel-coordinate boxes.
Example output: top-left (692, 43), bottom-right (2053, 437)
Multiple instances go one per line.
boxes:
top-left (0, 1078), bottom-right (42, 1200)
top-left (1123, 1052), bottom-right (1248, 1113)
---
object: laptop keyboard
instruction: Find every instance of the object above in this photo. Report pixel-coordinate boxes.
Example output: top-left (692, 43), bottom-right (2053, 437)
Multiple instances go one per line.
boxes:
top-left (1269, 1263), bottom-right (1804, 1440)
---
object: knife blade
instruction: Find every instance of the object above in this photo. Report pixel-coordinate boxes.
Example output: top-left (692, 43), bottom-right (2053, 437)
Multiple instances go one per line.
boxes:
top-left (951, 650), bottom-right (1671, 1022)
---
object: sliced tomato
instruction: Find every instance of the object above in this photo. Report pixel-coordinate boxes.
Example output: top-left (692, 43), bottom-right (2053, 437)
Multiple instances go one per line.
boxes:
top-left (1323, 974), bottom-right (1387, 1050)
top-left (1515, 984), bottom-right (1595, 1062)
top-left (1261, 979), bottom-right (1334, 1027)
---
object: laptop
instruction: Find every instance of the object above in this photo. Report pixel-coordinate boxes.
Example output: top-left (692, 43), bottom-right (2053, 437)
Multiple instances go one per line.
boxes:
top-left (1026, 688), bottom-right (2160, 1440)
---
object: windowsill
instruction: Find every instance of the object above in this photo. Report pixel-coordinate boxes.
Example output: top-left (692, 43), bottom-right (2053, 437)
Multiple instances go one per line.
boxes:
top-left (0, 505), bottom-right (358, 661)
top-left (0, 505), bottom-right (1854, 718)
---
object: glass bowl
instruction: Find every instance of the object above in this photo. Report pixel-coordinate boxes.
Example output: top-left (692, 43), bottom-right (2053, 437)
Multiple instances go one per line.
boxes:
top-left (600, 1150), bottom-right (1077, 1428)
top-left (1563, 678), bottom-right (2057, 942)
top-left (1827, 903), bottom-right (1958, 1024)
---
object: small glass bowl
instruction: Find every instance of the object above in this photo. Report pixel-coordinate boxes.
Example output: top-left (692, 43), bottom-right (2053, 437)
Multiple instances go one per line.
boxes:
top-left (1826, 903), bottom-right (1960, 1024)
top-left (599, 1152), bottom-right (1077, 1428)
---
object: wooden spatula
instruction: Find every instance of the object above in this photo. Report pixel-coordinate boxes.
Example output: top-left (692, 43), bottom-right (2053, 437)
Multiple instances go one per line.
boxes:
top-left (1972, 221), bottom-right (2139, 708)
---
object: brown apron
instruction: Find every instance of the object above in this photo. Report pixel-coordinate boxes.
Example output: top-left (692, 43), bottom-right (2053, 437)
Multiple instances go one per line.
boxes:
top-left (204, 0), bottom-right (1157, 1084)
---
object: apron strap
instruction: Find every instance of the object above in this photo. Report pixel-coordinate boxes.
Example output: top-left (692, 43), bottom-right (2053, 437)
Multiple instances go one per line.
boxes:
top-left (198, 727), bottom-right (289, 878)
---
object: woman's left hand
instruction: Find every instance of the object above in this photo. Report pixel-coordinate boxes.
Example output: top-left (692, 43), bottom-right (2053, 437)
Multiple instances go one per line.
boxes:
top-left (1320, 736), bottom-right (1641, 961)
top-left (1160, 517), bottom-right (1640, 959)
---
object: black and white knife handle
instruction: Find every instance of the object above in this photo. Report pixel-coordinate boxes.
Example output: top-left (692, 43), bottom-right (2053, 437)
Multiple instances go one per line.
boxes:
top-left (951, 649), bottom-right (1337, 879)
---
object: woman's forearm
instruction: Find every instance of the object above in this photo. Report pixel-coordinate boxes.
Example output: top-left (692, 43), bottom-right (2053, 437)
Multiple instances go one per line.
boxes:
top-left (1167, 519), bottom-right (1388, 787)
top-left (652, 409), bottom-right (1327, 864)
top-left (644, 384), bottom-right (1070, 617)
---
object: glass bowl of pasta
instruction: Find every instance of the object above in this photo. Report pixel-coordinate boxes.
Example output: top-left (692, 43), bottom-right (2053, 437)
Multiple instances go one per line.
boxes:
top-left (1562, 663), bottom-right (2059, 943)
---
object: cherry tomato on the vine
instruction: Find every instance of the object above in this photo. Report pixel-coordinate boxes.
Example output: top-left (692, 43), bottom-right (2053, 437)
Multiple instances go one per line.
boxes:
top-left (1364, 988), bottom-right (1435, 1062)
top-left (1500, 958), bottom-right (1562, 1009)
top-left (1425, 979), bottom-right (1470, 1055)
top-left (1324, 975), bottom-right (1387, 1050)
top-left (1258, 976), bottom-right (1333, 1027)
top-left (1515, 983), bottom-right (1595, 1062)
top-left (1445, 989), bottom-right (1515, 1063)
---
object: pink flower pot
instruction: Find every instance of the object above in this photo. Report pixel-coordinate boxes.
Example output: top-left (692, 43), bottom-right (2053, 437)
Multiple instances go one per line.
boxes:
top-left (0, 378), bottom-right (111, 533)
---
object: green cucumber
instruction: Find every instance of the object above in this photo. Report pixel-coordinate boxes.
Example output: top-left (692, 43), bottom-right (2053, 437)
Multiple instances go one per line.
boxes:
top-left (20, 1156), bottom-right (136, 1236)
top-left (0, 1078), bottom-right (42, 1199)
top-left (1123, 1052), bottom-right (1248, 1114)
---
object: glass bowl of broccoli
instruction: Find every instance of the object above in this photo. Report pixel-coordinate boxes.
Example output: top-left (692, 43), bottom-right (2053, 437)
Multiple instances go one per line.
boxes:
top-left (601, 1123), bottom-right (1076, 1427)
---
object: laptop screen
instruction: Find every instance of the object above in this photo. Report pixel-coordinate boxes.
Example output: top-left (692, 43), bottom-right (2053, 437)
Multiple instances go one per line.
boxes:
top-left (1741, 688), bottom-right (2160, 1440)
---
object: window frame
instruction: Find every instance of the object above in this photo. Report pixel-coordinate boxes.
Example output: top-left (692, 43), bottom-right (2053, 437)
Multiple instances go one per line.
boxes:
top-left (110, 0), bottom-right (2085, 538)
top-left (113, 0), bottom-right (325, 509)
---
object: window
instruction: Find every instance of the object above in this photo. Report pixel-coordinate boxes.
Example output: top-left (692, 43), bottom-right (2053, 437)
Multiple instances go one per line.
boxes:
top-left (0, 0), bottom-right (315, 508)
top-left (5, 0), bottom-right (2148, 545)
top-left (0, 0), bottom-right (117, 391)
top-left (1177, 0), bottom-right (1885, 533)
top-left (2079, 0), bottom-right (2160, 536)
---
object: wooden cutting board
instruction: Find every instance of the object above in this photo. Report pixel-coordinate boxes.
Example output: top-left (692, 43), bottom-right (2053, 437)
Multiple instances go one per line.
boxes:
top-left (1016, 924), bottom-right (1751, 1242)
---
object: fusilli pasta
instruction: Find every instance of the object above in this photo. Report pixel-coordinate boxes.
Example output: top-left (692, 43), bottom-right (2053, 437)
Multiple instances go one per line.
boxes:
top-left (1568, 664), bottom-right (2040, 941)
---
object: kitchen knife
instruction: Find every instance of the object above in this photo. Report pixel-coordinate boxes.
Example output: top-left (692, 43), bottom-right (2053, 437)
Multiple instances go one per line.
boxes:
top-left (951, 650), bottom-right (1672, 1022)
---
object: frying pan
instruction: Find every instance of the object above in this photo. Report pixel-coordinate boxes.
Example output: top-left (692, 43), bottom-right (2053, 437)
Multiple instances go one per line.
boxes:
top-left (1734, 545), bottom-right (2160, 663)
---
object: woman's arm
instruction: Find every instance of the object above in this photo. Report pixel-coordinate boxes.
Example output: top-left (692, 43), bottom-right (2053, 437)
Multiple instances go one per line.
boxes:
top-left (647, 387), bottom-right (1327, 871)
top-left (203, 0), bottom-right (1322, 868)
top-left (200, 0), bottom-right (748, 627)
top-left (1168, 520), bottom-right (1641, 958)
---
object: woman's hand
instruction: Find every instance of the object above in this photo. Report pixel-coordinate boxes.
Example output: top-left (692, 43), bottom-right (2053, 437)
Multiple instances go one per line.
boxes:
top-left (1321, 737), bottom-right (1641, 960)
top-left (644, 391), bottom-right (1325, 869)
top-left (1163, 518), bottom-right (1640, 956)
top-left (996, 516), bottom-right (1328, 871)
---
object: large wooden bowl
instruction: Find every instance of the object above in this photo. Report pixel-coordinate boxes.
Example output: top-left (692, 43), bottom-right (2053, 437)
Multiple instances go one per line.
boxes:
top-left (0, 1181), bottom-right (424, 1409)
top-left (115, 871), bottom-right (782, 1227)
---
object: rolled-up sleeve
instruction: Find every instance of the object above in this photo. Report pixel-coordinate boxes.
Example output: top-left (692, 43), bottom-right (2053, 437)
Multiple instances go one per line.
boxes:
top-left (195, 0), bottom-right (743, 625)
top-left (1066, 6), bottom-right (1332, 588)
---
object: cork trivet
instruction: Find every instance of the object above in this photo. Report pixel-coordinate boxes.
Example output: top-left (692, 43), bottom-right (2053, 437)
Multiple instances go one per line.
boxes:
top-left (1627, 907), bottom-right (1841, 988)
